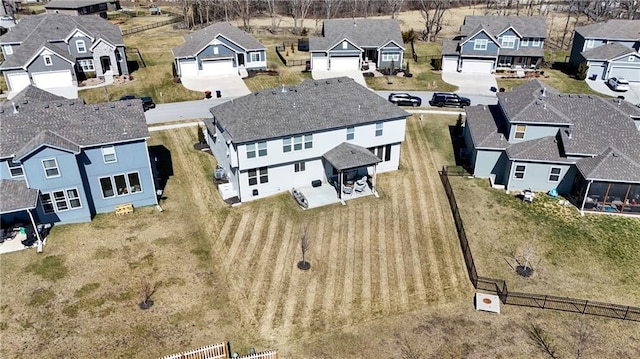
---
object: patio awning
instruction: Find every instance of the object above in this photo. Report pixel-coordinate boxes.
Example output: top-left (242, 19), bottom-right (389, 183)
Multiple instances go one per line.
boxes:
top-left (323, 142), bottom-right (381, 171)
top-left (0, 179), bottom-right (39, 214)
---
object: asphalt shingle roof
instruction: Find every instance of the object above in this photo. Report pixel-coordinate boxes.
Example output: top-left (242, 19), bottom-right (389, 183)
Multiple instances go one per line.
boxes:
top-left (0, 179), bottom-right (39, 213)
top-left (15, 130), bottom-right (81, 160)
top-left (309, 19), bottom-right (404, 51)
top-left (3, 85), bottom-right (66, 106)
top-left (460, 16), bottom-right (547, 38)
top-left (323, 142), bottom-right (381, 171)
top-left (576, 147), bottom-right (640, 183)
top-left (441, 39), bottom-right (459, 55)
top-left (45, 0), bottom-right (114, 9)
top-left (465, 105), bottom-right (509, 149)
top-left (575, 20), bottom-right (640, 40)
top-left (0, 14), bottom-right (123, 69)
top-left (208, 77), bottom-right (409, 144)
top-left (506, 135), bottom-right (572, 163)
top-left (172, 22), bottom-right (265, 58)
top-left (580, 42), bottom-right (637, 61)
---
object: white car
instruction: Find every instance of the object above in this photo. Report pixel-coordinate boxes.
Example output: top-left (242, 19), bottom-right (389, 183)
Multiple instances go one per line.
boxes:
top-left (608, 77), bottom-right (630, 92)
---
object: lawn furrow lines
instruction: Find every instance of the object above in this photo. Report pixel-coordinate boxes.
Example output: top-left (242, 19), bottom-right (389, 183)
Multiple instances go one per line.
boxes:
top-left (390, 177), bottom-right (410, 311)
top-left (223, 212), bottom-right (252, 270)
top-left (402, 176), bottom-right (428, 304)
top-left (215, 213), bottom-right (236, 247)
top-left (278, 224), bottom-right (302, 339)
top-left (300, 214), bottom-right (325, 329)
top-left (360, 202), bottom-right (372, 314)
top-left (377, 205), bottom-right (391, 314)
top-left (322, 213), bottom-right (342, 323)
top-left (237, 210), bottom-right (268, 273)
top-left (340, 211), bottom-right (356, 325)
top-left (248, 207), bottom-right (281, 313)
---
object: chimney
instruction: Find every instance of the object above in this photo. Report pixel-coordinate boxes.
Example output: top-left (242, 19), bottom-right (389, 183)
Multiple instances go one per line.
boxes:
top-left (567, 125), bottom-right (574, 139)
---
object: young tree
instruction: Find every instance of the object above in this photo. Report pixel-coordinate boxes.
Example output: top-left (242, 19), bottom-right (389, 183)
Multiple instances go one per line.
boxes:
top-left (528, 324), bottom-right (559, 359)
top-left (572, 316), bottom-right (595, 359)
top-left (298, 224), bottom-right (311, 270)
top-left (576, 62), bottom-right (589, 80)
top-left (138, 278), bottom-right (157, 310)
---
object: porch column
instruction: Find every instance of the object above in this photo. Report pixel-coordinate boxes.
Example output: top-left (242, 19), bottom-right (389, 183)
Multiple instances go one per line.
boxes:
top-left (27, 208), bottom-right (42, 250)
top-left (338, 170), bottom-right (343, 200)
top-left (372, 165), bottom-right (377, 193)
top-left (580, 180), bottom-right (593, 215)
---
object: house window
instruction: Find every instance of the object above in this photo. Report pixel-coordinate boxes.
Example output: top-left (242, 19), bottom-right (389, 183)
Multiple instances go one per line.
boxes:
top-left (99, 172), bottom-right (142, 198)
top-left (514, 124), bottom-right (526, 139)
top-left (67, 188), bottom-right (82, 207)
top-left (53, 191), bottom-right (69, 211)
top-left (41, 188), bottom-right (81, 213)
top-left (382, 53), bottom-right (400, 62)
top-left (246, 143), bottom-right (256, 158)
top-left (248, 167), bottom-right (268, 185)
top-left (258, 141), bottom-right (267, 157)
top-left (521, 38), bottom-right (529, 47)
top-left (342, 41), bottom-right (348, 49)
top-left (128, 173), bottom-right (142, 193)
top-left (100, 177), bottom-right (115, 198)
top-left (375, 122), bottom-right (383, 137)
top-left (3, 45), bottom-right (12, 55)
top-left (76, 40), bottom-right (86, 53)
top-left (293, 135), bottom-right (303, 151)
top-left (40, 193), bottom-right (55, 214)
top-left (548, 167), bottom-right (562, 182)
top-left (304, 134), bottom-right (313, 149)
top-left (250, 52), bottom-right (260, 62)
top-left (116, 51), bottom-right (123, 62)
top-left (283, 138), bottom-right (291, 152)
top-left (43, 55), bottom-right (53, 66)
top-left (585, 39), bottom-right (594, 49)
top-left (248, 169), bottom-right (257, 185)
top-left (213, 46), bottom-right (219, 55)
top-left (369, 144), bottom-right (392, 162)
top-left (474, 39), bottom-right (488, 51)
top-left (501, 36), bottom-right (516, 48)
top-left (259, 167), bottom-right (268, 183)
top-left (532, 38), bottom-right (541, 47)
top-left (8, 161), bottom-right (23, 177)
top-left (78, 59), bottom-right (95, 72)
top-left (294, 161), bottom-right (305, 172)
top-left (102, 146), bottom-right (117, 163)
top-left (514, 165), bottom-right (526, 179)
top-left (346, 127), bottom-right (355, 140)
top-left (42, 158), bottom-right (60, 178)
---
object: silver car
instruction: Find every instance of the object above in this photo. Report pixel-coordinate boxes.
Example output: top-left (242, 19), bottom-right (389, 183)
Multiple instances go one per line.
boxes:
top-left (608, 77), bottom-right (630, 92)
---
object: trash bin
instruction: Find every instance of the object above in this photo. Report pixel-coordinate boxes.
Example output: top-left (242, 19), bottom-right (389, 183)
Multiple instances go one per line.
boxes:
top-left (216, 90), bottom-right (222, 98)
top-left (205, 90), bottom-right (212, 99)
top-left (590, 73), bottom-right (597, 81)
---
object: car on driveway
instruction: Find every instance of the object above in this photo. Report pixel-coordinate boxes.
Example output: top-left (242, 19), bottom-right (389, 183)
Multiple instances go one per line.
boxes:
top-left (607, 77), bottom-right (630, 92)
top-left (141, 96), bottom-right (156, 111)
top-left (388, 93), bottom-right (422, 107)
top-left (429, 93), bottom-right (471, 108)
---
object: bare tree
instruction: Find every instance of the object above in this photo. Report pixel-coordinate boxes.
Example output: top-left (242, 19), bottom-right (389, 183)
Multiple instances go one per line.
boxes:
top-left (288, 0), bottom-right (315, 35)
top-left (387, 0), bottom-right (404, 19)
top-left (232, 0), bottom-right (258, 31)
top-left (323, 0), bottom-right (345, 19)
top-left (528, 324), bottom-right (560, 359)
top-left (264, 0), bottom-right (278, 33)
top-left (619, 0), bottom-right (640, 19)
top-left (418, 0), bottom-right (449, 42)
top-left (298, 224), bottom-right (311, 270)
top-left (572, 317), bottom-right (595, 359)
top-left (395, 333), bottom-right (423, 359)
top-left (138, 277), bottom-right (158, 310)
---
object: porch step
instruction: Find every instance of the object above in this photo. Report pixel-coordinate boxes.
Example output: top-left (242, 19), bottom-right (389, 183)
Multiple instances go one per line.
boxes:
top-left (238, 66), bottom-right (249, 78)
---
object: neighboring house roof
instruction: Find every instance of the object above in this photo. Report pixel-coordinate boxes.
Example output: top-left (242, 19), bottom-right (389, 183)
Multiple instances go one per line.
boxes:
top-left (0, 14), bottom-right (123, 69)
top-left (0, 179), bottom-right (39, 214)
top-left (45, 0), bottom-right (116, 9)
top-left (506, 135), bottom-right (572, 163)
top-left (576, 147), bottom-right (640, 183)
top-left (574, 20), bottom-right (640, 40)
top-left (580, 42), bottom-right (637, 61)
top-left (309, 18), bottom-right (404, 51)
top-left (172, 22), bottom-right (265, 58)
top-left (2, 85), bottom-right (66, 106)
top-left (465, 105), bottom-right (509, 149)
top-left (208, 77), bottom-right (409, 144)
top-left (441, 39), bottom-right (459, 56)
top-left (0, 93), bottom-right (149, 159)
top-left (460, 16), bottom-right (547, 39)
top-left (323, 142), bottom-right (381, 171)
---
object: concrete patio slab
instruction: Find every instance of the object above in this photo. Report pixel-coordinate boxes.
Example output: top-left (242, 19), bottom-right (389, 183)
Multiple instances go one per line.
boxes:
top-left (442, 72), bottom-right (498, 96)
top-left (584, 79), bottom-right (640, 105)
top-left (312, 70), bottom-right (368, 88)
top-left (180, 75), bottom-right (251, 98)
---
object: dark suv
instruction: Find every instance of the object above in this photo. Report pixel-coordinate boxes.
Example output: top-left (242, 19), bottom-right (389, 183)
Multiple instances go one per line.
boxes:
top-left (429, 93), bottom-right (471, 108)
top-left (141, 96), bottom-right (156, 111)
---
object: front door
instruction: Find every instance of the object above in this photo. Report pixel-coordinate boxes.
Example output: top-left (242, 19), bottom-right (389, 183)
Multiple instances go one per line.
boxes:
top-left (100, 56), bottom-right (111, 72)
top-left (238, 53), bottom-right (245, 66)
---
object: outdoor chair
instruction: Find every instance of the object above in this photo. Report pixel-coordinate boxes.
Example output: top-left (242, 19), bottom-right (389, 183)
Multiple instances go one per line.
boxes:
top-left (343, 185), bottom-right (353, 195)
top-left (356, 176), bottom-right (367, 186)
top-left (355, 181), bottom-right (366, 192)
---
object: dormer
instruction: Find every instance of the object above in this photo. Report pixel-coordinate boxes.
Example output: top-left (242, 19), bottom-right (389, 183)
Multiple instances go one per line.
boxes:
top-left (65, 29), bottom-right (94, 44)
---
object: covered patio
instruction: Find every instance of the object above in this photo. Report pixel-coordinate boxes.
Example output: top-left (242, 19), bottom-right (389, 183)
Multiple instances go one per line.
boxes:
top-left (323, 142), bottom-right (381, 205)
top-left (0, 180), bottom-right (48, 254)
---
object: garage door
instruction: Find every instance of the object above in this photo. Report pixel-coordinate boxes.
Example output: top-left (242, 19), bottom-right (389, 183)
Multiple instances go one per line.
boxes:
top-left (330, 56), bottom-right (360, 71)
top-left (32, 71), bottom-right (72, 89)
top-left (442, 57), bottom-right (458, 72)
top-left (461, 59), bottom-right (494, 73)
top-left (7, 72), bottom-right (31, 92)
top-left (609, 66), bottom-right (640, 82)
top-left (312, 57), bottom-right (328, 71)
top-left (179, 60), bottom-right (198, 78)
top-left (201, 59), bottom-right (235, 76)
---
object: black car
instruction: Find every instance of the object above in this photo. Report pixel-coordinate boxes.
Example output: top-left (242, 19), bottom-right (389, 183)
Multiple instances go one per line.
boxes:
top-left (141, 96), bottom-right (156, 111)
top-left (429, 92), bottom-right (471, 108)
top-left (388, 93), bottom-right (422, 107)
top-left (119, 94), bottom-right (137, 101)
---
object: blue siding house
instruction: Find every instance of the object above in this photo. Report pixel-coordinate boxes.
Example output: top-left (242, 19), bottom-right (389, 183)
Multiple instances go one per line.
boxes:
top-left (464, 80), bottom-right (640, 216)
top-left (0, 86), bottom-right (157, 225)
top-left (442, 16), bottom-right (547, 73)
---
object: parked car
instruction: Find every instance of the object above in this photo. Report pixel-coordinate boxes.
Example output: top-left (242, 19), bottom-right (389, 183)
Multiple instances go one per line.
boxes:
top-left (388, 93), bottom-right (422, 107)
top-left (429, 93), bottom-right (471, 108)
top-left (607, 77), bottom-right (630, 92)
top-left (141, 96), bottom-right (156, 111)
top-left (119, 94), bottom-right (137, 100)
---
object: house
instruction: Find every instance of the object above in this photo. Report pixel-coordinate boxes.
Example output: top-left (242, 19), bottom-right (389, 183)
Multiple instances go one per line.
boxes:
top-left (442, 16), bottom-right (547, 73)
top-left (172, 22), bottom-right (266, 80)
top-left (45, 0), bottom-right (121, 18)
top-left (203, 77), bottom-right (409, 203)
top-left (463, 80), bottom-right (640, 215)
top-left (0, 86), bottom-right (158, 225)
top-left (308, 19), bottom-right (405, 72)
top-left (0, 14), bottom-right (128, 99)
top-left (568, 20), bottom-right (640, 82)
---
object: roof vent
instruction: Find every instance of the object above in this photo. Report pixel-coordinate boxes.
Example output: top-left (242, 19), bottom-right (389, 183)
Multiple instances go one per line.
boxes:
top-left (617, 98), bottom-right (622, 105)
top-left (543, 102), bottom-right (547, 110)
top-left (44, 104), bottom-right (49, 108)
top-left (127, 102), bottom-right (131, 106)
top-left (22, 99), bottom-right (28, 104)
top-left (612, 152), bottom-right (618, 157)
top-left (94, 106), bottom-right (100, 111)
top-left (358, 104), bottom-right (361, 111)
top-left (541, 87), bottom-right (546, 97)
top-left (281, 84), bottom-right (287, 93)
top-left (55, 103), bottom-right (62, 107)
top-left (483, 105), bottom-right (486, 110)
top-left (122, 128), bottom-right (127, 135)
top-left (12, 102), bottom-right (18, 114)
top-left (110, 104), bottom-right (116, 108)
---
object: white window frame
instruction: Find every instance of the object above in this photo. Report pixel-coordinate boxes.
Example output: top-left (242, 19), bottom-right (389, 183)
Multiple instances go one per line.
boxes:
top-left (342, 41), bottom-right (348, 49)
top-left (375, 122), bottom-right (383, 137)
top-left (585, 39), bottom-right (594, 49)
top-left (294, 161), bottom-right (305, 172)
top-left (250, 52), bottom-right (260, 62)
top-left (42, 158), bottom-right (60, 178)
top-left (369, 144), bottom-right (392, 162)
top-left (548, 167), bottom-right (562, 182)
top-left (382, 53), bottom-right (400, 62)
top-left (8, 161), bottom-right (24, 177)
top-left (514, 165), bottom-right (526, 180)
top-left (293, 135), bottom-right (303, 151)
top-left (40, 193), bottom-right (55, 214)
top-left (304, 134), bottom-right (313, 149)
top-left (3, 45), bottom-right (12, 55)
top-left (43, 55), bottom-right (53, 66)
top-left (246, 143), bottom-right (256, 158)
top-left (102, 146), bottom-right (117, 163)
top-left (501, 36), bottom-right (516, 48)
top-left (76, 40), bottom-right (86, 53)
top-left (532, 38), bottom-right (541, 47)
top-left (99, 172), bottom-right (143, 198)
top-left (521, 38), bottom-right (529, 47)
top-left (257, 141), bottom-right (267, 157)
top-left (474, 39), bottom-right (488, 51)
top-left (78, 59), bottom-right (95, 72)
top-left (514, 124), bottom-right (526, 139)
top-left (283, 138), bottom-right (291, 153)
top-left (248, 167), bottom-right (268, 186)
top-left (41, 188), bottom-right (82, 214)
top-left (346, 127), bottom-right (355, 140)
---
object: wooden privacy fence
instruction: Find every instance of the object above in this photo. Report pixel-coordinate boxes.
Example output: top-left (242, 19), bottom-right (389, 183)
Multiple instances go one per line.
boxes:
top-left (438, 165), bottom-right (640, 322)
top-left (160, 342), bottom-right (278, 359)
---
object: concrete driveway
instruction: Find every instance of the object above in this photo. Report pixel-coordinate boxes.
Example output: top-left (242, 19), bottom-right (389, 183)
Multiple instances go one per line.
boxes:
top-left (180, 75), bottom-right (251, 98)
top-left (585, 79), bottom-right (640, 105)
top-left (312, 70), bottom-right (368, 88)
top-left (441, 72), bottom-right (498, 97)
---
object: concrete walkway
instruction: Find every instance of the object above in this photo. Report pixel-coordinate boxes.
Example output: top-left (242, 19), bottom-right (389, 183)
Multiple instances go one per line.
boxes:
top-left (148, 121), bottom-right (203, 132)
top-left (312, 70), bottom-right (368, 88)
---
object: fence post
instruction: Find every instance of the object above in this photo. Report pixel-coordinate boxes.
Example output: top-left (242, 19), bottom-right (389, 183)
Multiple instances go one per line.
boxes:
top-left (623, 306), bottom-right (629, 320)
top-left (583, 300), bottom-right (588, 314)
top-left (542, 295), bottom-right (547, 309)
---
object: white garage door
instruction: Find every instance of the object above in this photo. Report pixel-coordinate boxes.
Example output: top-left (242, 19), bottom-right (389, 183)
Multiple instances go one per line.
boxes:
top-left (442, 57), bottom-right (458, 72)
top-left (312, 57), bottom-right (328, 71)
top-left (330, 56), bottom-right (360, 71)
top-left (179, 60), bottom-right (198, 78)
top-left (462, 59), bottom-right (494, 73)
top-left (7, 72), bottom-right (31, 92)
top-left (32, 70), bottom-right (73, 89)
top-left (201, 59), bottom-right (235, 76)
top-left (609, 66), bottom-right (640, 82)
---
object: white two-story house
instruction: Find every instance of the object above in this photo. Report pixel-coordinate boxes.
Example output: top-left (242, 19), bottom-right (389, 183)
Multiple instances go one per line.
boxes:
top-left (204, 77), bottom-right (409, 203)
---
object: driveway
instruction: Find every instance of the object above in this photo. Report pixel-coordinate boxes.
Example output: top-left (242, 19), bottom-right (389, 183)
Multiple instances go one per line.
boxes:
top-left (441, 72), bottom-right (498, 97)
top-left (585, 79), bottom-right (640, 105)
top-left (180, 75), bottom-right (251, 98)
top-left (312, 70), bottom-right (368, 88)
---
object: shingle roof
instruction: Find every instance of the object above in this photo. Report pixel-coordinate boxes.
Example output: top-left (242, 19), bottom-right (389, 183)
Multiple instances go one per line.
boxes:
top-left (15, 130), bottom-right (81, 160)
top-left (580, 42), bottom-right (637, 61)
top-left (208, 77), bottom-right (409, 144)
top-left (460, 16), bottom-right (547, 38)
top-left (465, 105), bottom-right (509, 149)
top-left (45, 0), bottom-right (114, 9)
top-left (576, 147), bottom-right (640, 183)
top-left (0, 98), bottom-right (149, 159)
top-left (3, 85), bottom-right (66, 107)
top-left (575, 20), bottom-right (640, 40)
top-left (0, 14), bottom-right (123, 69)
top-left (0, 179), bottom-right (39, 214)
top-left (442, 39), bottom-right (459, 55)
top-left (323, 142), bottom-right (381, 171)
top-left (506, 135), bottom-right (572, 163)
top-left (497, 79), bottom-right (572, 125)
top-left (172, 22), bottom-right (265, 58)
top-left (310, 19), bottom-right (404, 51)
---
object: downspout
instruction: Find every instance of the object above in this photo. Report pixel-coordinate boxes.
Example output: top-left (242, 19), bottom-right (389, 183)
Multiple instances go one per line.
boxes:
top-left (580, 180), bottom-right (593, 216)
top-left (27, 208), bottom-right (43, 252)
top-left (372, 164), bottom-right (377, 195)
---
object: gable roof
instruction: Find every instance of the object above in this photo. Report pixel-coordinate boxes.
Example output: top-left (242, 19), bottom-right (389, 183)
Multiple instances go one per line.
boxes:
top-left (575, 20), bottom-right (640, 40)
top-left (460, 16), bottom-right (547, 39)
top-left (2, 85), bottom-right (66, 107)
top-left (15, 130), bottom-right (81, 160)
top-left (172, 22), bottom-right (265, 58)
top-left (45, 0), bottom-right (116, 9)
top-left (576, 147), bottom-right (640, 183)
top-left (323, 142), bottom-right (381, 171)
top-left (310, 19), bottom-right (404, 51)
top-left (0, 179), bottom-right (39, 214)
top-left (465, 105), bottom-right (509, 149)
top-left (208, 77), bottom-right (409, 144)
top-left (580, 42), bottom-right (637, 61)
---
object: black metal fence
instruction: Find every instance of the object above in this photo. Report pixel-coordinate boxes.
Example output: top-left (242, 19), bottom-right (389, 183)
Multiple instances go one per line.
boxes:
top-left (122, 16), bottom-right (183, 36)
top-left (274, 45), bottom-right (307, 67)
top-left (438, 165), bottom-right (640, 322)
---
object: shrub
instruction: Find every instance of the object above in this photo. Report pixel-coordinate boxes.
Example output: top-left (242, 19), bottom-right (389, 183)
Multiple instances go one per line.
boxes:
top-left (576, 62), bottom-right (589, 80)
top-left (431, 58), bottom-right (442, 71)
top-left (197, 126), bottom-right (205, 144)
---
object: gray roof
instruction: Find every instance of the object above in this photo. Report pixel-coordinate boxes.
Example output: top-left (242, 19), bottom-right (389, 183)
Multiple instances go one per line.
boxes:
top-left (506, 136), bottom-right (572, 163)
top-left (0, 14), bottom-right (123, 69)
top-left (0, 179), bottom-right (39, 214)
top-left (310, 19), bottom-right (404, 51)
top-left (460, 16), bottom-right (547, 39)
top-left (3, 85), bottom-right (66, 107)
top-left (323, 142), bottom-right (381, 171)
top-left (465, 105), bottom-right (509, 149)
top-left (497, 79), bottom-right (572, 125)
top-left (575, 20), bottom-right (640, 40)
top-left (208, 77), bottom-right (409, 144)
top-left (580, 42), bottom-right (637, 61)
top-left (576, 147), bottom-right (640, 183)
top-left (0, 98), bottom-right (149, 159)
top-left (442, 39), bottom-right (459, 55)
top-left (45, 0), bottom-right (116, 9)
top-left (172, 22), bottom-right (265, 58)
